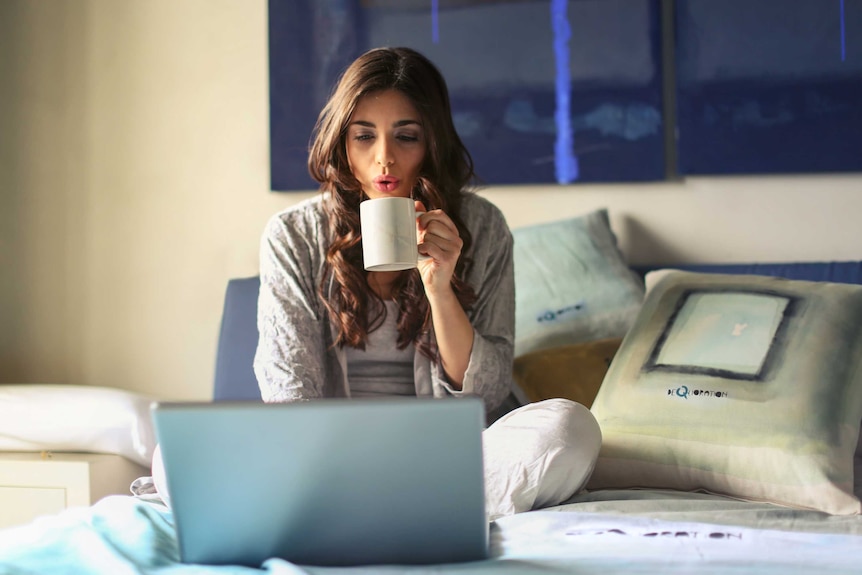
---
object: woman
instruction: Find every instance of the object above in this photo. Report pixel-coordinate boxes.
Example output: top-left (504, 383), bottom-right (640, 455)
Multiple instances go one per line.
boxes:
top-left (254, 46), bottom-right (514, 417)
top-left (252, 47), bottom-right (600, 520)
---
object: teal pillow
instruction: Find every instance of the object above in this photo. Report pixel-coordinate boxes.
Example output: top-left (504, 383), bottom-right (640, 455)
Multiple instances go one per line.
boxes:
top-left (512, 209), bottom-right (644, 358)
top-left (589, 270), bottom-right (862, 515)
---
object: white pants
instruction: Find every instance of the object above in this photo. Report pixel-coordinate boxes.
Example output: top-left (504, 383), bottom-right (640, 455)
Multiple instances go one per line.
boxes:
top-left (152, 398), bottom-right (601, 522)
top-left (482, 398), bottom-right (602, 521)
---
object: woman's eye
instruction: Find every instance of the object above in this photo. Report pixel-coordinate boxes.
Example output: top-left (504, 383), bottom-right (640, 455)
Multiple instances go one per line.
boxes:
top-left (396, 133), bottom-right (420, 143)
top-left (353, 133), bottom-right (374, 142)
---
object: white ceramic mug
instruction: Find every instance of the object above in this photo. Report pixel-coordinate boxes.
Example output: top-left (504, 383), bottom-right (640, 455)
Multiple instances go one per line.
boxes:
top-left (360, 197), bottom-right (428, 272)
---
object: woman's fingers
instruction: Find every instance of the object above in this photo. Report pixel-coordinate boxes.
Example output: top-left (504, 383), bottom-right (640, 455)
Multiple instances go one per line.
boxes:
top-left (418, 209), bottom-right (460, 251)
top-left (418, 209), bottom-right (459, 237)
top-left (419, 216), bottom-right (462, 260)
top-left (415, 207), bottom-right (462, 293)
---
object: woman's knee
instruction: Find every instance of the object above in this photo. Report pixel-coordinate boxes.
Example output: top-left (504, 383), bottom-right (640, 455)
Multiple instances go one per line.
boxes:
top-left (482, 398), bottom-right (602, 520)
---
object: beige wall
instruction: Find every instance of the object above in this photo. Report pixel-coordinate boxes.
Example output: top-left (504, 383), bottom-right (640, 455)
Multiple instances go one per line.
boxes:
top-left (1, 0), bottom-right (861, 400)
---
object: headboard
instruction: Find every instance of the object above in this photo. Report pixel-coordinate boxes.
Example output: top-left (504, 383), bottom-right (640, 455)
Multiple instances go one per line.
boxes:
top-left (213, 276), bottom-right (262, 401)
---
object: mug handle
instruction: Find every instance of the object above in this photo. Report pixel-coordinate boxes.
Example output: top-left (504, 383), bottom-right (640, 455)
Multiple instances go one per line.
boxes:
top-left (415, 209), bottom-right (432, 262)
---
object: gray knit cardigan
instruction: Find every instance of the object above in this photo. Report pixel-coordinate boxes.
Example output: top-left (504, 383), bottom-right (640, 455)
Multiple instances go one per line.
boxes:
top-left (253, 192), bottom-right (515, 415)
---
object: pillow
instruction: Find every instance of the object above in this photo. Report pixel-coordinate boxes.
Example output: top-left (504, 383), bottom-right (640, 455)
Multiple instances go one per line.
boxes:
top-left (513, 338), bottom-right (623, 408)
top-left (856, 431), bottom-right (862, 500)
top-left (0, 384), bottom-right (158, 467)
top-left (512, 209), bottom-right (644, 358)
top-left (588, 270), bottom-right (862, 515)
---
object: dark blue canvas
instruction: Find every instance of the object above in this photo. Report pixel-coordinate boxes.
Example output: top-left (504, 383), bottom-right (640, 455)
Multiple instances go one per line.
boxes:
top-left (268, 0), bottom-right (665, 190)
top-left (675, 0), bottom-right (862, 175)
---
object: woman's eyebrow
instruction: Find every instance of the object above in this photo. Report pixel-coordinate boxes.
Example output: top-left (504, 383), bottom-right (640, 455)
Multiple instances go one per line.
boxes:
top-left (348, 119), bottom-right (422, 128)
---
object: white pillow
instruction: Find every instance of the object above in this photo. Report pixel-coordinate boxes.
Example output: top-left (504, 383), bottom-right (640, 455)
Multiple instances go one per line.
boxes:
top-left (0, 384), bottom-right (157, 467)
top-left (483, 398), bottom-right (602, 522)
top-left (856, 423), bottom-right (862, 500)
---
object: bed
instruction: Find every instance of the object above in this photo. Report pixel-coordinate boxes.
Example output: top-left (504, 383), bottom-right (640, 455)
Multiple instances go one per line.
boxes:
top-left (1, 208), bottom-right (861, 574)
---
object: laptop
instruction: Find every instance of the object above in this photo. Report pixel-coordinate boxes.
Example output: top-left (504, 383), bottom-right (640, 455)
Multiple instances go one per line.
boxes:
top-left (151, 397), bottom-right (488, 567)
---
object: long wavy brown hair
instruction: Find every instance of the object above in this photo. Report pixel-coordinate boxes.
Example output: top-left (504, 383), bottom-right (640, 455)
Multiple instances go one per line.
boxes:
top-left (307, 46), bottom-right (477, 356)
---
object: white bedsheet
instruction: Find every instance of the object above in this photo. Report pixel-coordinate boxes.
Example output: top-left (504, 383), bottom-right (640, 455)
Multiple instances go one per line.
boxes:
top-left (494, 511), bottom-right (862, 574)
top-left (1, 494), bottom-right (861, 575)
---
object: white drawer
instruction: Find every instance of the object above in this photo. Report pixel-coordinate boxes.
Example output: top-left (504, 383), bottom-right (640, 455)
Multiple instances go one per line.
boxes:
top-left (0, 452), bottom-right (149, 530)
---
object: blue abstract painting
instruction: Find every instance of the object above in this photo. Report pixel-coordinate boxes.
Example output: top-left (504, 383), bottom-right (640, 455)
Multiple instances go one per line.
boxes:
top-left (268, 0), bottom-right (666, 191)
top-left (675, 0), bottom-right (862, 175)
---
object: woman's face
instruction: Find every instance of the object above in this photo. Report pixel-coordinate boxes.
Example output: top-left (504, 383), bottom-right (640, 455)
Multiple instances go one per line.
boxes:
top-left (345, 89), bottom-right (427, 200)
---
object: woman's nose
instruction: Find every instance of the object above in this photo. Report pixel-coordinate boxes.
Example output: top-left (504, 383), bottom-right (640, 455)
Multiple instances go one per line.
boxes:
top-left (375, 139), bottom-right (394, 167)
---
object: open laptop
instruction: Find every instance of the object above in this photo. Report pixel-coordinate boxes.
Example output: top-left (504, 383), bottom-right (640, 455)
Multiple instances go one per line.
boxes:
top-left (151, 397), bottom-right (488, 567)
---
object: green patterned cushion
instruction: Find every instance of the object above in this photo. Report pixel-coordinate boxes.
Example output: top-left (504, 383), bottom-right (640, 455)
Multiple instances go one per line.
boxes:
top-left (589, 270), bottom-right (862, 515)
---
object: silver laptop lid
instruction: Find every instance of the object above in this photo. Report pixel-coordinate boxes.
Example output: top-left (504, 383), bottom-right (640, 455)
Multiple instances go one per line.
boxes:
top-left (152, 397), bottom-right (488, 567)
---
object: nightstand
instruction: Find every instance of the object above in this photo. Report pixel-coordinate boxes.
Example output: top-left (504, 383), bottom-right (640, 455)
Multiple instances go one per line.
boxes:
top-left (0, 452), bottom-right (149, 530)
